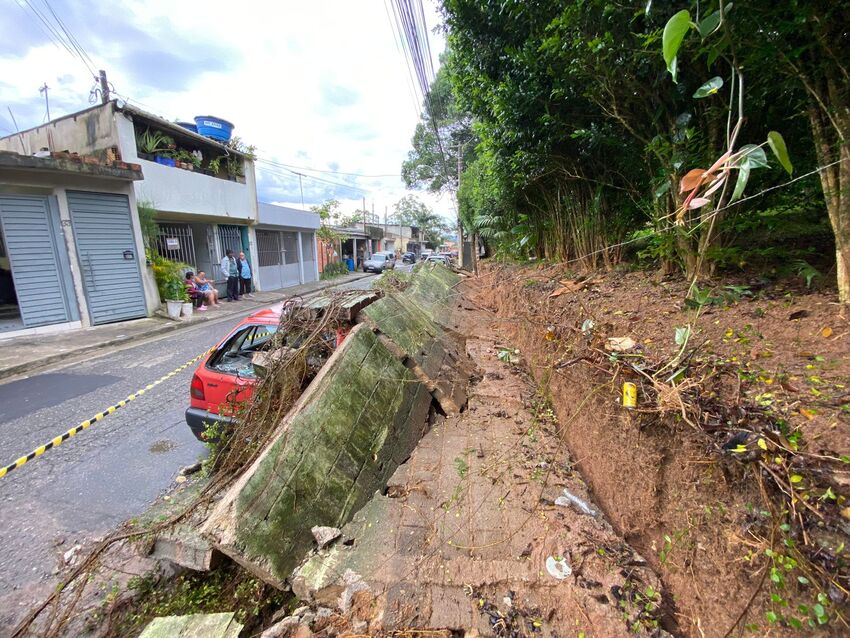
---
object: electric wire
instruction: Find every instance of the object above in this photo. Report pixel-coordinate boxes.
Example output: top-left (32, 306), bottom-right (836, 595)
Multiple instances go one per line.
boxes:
top-left (256, 157), bottom-right (400, 179)
top-left (40, 0), bottom-right (98, 76)
top-left (16, 0), bottom-right (97, 79)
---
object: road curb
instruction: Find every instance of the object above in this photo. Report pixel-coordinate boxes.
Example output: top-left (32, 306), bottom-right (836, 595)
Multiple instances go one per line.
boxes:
top-left (0, 273), bottom-right (374, 381)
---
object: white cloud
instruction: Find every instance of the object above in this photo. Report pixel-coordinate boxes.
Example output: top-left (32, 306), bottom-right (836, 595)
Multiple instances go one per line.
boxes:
top-left (0, 0), bottom-right (453, 221)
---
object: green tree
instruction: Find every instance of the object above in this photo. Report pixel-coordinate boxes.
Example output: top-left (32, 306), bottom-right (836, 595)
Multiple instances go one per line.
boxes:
top-left (392, 195), bottom-right (450, 247)
top-left (401, 61), bottom-right (477, 196)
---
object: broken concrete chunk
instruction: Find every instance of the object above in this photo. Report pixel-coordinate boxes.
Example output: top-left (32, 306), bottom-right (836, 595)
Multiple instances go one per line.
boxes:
top-left (63, 544), bottom-right (82, 566)
top-left (605, 336), bottom-right (637, 352)
top-left (261, 616), bottom-right (308, 638)
top-left (311, 526), bottom-right (341, 549)
top-left (139, 612), bottom-right (242, 638)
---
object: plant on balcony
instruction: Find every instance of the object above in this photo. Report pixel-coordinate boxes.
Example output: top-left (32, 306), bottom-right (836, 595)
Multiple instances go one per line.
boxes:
top-left (174, 149), bottom-right (200, 171)
top-left (225, 156), bottom-right (245, 181)
top-left (207, 156), bottom-right (223, 175)
top-left (136, 129), bottom-right (175, 162)
top-left (226, 136), bottom-right (256, 159)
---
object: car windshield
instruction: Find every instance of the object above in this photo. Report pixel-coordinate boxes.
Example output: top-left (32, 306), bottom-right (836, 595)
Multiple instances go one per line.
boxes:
top-left (207, 324), bottom-right (278, 378)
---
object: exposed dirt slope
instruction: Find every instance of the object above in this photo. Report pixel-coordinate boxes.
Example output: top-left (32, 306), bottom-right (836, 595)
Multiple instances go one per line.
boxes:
top-left (469, 263), bottom-right (850, 637)
top-left (283, 302), bottom-right (667, 637)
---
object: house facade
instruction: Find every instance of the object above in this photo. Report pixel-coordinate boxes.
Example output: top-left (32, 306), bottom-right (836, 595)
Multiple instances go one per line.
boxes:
top-left (0, 101), bottom-right (260, 297)
top-left (254, 203), bottom-right (320, 290)
top-left (0, 150), bottom-right (157, 338)
top-left (0, 101), bottom-right (319, 300)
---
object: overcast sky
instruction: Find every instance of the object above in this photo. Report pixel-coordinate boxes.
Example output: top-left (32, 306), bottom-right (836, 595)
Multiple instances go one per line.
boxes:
top-left (0, 0), bottom-right (451, 220)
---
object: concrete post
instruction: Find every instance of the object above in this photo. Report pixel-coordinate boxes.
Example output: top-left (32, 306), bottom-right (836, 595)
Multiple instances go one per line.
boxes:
top-left (54, 188), bottom-right (91, 327)
top-left (296, 231), bottom-right (305, 284)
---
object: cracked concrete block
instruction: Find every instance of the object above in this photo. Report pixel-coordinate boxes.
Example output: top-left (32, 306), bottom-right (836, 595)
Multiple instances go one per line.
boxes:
top-left (200, 267), bottom-right (470, 590)
top-left (151, 528), bottom-right (221, 572)
top-left (202, 325), bottom-right (431, 588)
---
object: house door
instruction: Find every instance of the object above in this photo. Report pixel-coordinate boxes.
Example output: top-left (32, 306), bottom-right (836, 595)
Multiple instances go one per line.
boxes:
top-left (0, 195), bottom-right (76, 329)
top-left (256, 230), bottom-right (283, 291)
top-left (67, 191), bottom-right (147, 325)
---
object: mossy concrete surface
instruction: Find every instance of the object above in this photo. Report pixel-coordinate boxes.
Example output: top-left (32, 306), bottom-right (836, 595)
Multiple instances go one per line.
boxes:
top-left (201, 265), bottom-right (469, 589)
top-left (138, 612), bottom-right (242, 638)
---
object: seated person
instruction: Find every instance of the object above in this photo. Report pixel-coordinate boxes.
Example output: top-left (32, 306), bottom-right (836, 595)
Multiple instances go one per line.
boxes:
top-left (184, 271), bottom-right (214, 310)
top-left (193, 271), bottom-right (220, 305)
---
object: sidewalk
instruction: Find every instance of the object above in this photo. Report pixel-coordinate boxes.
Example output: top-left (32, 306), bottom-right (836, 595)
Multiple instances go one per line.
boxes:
top-left (0, 272), bottom-right (373, 381)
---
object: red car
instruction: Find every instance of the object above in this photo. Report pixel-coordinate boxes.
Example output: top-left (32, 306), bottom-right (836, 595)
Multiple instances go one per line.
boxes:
top-left (185, 305), bottom-right (282, 440)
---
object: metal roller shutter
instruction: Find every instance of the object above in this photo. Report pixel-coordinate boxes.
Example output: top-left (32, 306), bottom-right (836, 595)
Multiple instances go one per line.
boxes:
top-left (67, 191), bottom-right (147, 325)
top-left (0, 195), bottom-right (73, 328)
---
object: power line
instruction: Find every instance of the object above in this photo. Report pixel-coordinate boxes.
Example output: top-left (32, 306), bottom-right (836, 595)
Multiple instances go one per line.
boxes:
top-left (256, 162), bottom-right (370, 197)
top-left (15, 0), bottom-right (97, 79)
top-left (40, 0), bottom-right (98, 76)
top-left (256, 157), bottom-right (400, 179)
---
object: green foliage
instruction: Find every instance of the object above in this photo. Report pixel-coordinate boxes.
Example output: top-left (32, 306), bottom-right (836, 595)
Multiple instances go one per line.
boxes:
top-left (136, 129), bottom-right (174, 155)
top-left (428, 0), bottom-right (838, 281)
top-left (117, 563), bottom-right (287, 635)
top-left (136, 200), bottom-right (159, 249)
top-left (662, 10), bottom-right (691, 81)
top-left (793, 260), bottom-right (821, 288)
top-left (392, 195), bottom-right (450, 246)
top-left (151, 255), bottom-right (190, 302)
top-left (320, 260), bottom-right (349, 280)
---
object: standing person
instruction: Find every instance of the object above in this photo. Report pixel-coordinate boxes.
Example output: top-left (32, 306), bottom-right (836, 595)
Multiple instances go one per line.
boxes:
top-left (219, 249), bottom-right (240, 302)
top-left (237, 251), bottom-right (253, 298)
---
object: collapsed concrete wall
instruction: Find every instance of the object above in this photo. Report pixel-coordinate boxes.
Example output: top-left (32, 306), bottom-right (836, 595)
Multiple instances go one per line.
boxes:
top-left (201, 266), bottom-right (470, 588)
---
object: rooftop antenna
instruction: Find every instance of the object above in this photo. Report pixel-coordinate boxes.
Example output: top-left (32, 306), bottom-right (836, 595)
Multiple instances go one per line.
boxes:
top-left (39, 83), bottom-right (50, 121)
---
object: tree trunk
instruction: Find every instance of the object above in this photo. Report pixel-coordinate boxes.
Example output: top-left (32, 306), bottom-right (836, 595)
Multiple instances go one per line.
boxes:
top-left (807, 90), bottom-right (850, 303)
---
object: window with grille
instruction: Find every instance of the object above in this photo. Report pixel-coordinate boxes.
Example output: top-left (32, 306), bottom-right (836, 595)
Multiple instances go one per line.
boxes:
top-left (218, 224), bottom-right (243, 260)
top-left (153, 224), bottom-right (196, 267)
top-left (257, 230), bottom-right (282, 267)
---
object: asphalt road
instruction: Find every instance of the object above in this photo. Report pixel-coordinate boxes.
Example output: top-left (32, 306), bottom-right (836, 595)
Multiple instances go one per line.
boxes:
top-left (0, 274), bottom-right (377, 616)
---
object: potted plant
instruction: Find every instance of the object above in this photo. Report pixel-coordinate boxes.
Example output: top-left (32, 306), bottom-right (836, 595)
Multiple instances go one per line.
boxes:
top-left (225, 156), bottom-right (244, 182)
top-left (136, 129), bottom-right (168, 161)
top-left (207, 156), bottom-right (222, 176)
top-left (163, 276), bottom-right (187, 320)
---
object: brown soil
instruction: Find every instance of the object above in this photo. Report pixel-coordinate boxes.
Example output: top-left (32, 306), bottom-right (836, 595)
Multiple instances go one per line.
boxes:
top-left (468, 263), bottom-right (850, 637)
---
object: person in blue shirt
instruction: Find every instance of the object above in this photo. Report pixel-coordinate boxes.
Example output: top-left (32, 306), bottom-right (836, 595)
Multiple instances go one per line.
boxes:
top-left (237, 251), bottom-right (253, 298)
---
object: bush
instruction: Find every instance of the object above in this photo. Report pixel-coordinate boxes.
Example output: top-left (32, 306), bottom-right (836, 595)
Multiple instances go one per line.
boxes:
top-left (320, 261), bottom-right (349, 280)
top-left (151, 255), bottom-right (190, 302)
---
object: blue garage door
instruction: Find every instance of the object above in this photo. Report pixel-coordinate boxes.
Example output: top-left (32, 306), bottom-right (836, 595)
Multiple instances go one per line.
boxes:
top-left (67, 191), bottom-right (147, 325)
top-left (0, 195), bottom-right (75, 328)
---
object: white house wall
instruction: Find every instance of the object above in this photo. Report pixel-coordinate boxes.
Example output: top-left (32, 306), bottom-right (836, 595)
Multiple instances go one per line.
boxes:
top-left (114, 115), bottom-right (258, 222)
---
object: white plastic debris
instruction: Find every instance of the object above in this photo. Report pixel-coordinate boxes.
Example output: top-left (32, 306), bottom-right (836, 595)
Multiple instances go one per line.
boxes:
top-left (545, 555), bottom-right (572, 579)
top-left (554, 488), bottom-right (598, 517)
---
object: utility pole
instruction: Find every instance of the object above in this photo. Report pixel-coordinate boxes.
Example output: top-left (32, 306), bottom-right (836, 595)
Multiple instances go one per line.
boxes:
top-left (298, 173), bottom-right (305, 208)
top-left (99, 70), bottom-right (110, 104)
top-left (456, 147), bottom-right (464, 269)
top-left (39, 83), bottom-right (50, 121)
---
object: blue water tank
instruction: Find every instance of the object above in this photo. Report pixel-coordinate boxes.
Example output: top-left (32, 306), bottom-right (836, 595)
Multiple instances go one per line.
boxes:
top-left (194, 116), bottom-right (234, 142)
top-left (176, 120), bottom-right (197, 133)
